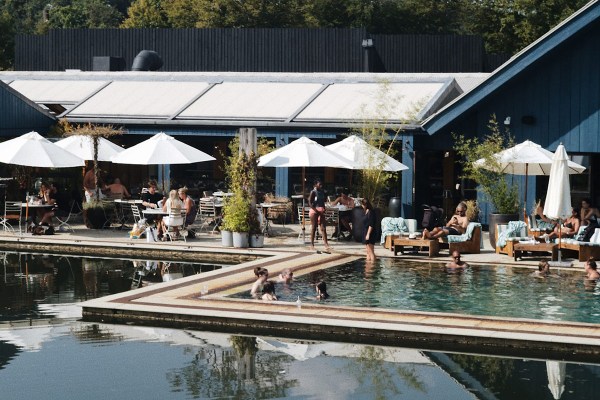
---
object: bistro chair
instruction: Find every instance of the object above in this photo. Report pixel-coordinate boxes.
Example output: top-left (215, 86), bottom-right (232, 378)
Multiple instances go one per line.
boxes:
top-left (163, 209), bottom-right (186, 242)
top-left (0, 201), bottom-right (23, 234)
top-left (130, 204), bottom-right (142, 225)
top-left (198, 198), bottom-right (221, 233)
top-left (55, 200), bottom-right (82, 232)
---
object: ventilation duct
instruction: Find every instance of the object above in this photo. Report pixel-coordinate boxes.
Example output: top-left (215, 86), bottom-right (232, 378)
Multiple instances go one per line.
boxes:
top-left (131, 50), bottom-right (163, 71)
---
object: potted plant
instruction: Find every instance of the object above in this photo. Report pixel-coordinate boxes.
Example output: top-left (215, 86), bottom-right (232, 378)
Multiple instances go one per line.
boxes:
top-left (454, 115), bottom-right (520, 247)
top-left (222, 192), bottom-right (251, 248)
top-left (248, 206), bottom-right (264, 248)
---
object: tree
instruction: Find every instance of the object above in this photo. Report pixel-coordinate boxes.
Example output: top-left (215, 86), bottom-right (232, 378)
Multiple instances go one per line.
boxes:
top-left (121, 0), bottom-right (168, 28)
top-left (0, 11), bottom-right (15, 70)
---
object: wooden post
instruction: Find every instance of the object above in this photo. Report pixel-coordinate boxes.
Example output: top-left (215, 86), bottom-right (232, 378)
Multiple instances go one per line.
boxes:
top-left (238, 128), bottom-right (257, 207)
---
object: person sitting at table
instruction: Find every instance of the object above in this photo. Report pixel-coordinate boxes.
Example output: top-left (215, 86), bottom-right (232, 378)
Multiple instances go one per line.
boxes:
top-left (106, 178), bottom-right (130, 199)
top-left (141, 180), bottom-right (164, 209)
top-left (308, 179), bottom-right (331, 252)
top-left (159, 189), bottom-right (184, 240)
top-left (330, 189), bottom-right (354, 239)
top-left (178, 186), bottom-right (197, 238)
top-left (545, 208), bottom-right (580, 240)
top-left (422, 202), bottom-right (469, 239)
top-left (37, 182), bottom-right (56, 226)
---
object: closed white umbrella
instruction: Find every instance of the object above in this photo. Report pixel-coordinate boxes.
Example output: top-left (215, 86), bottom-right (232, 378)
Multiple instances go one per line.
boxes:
top-left (55, 135), bottom-right (123, 162)
top-left (325, 135), bottom-right (408, 172)
top-left (258, 136), bottom-right (356, 242)
top-left (0, 131), bottom-right (84, 168)
top-left (544, 144), bottom-right (573, 262)
top-left (543, 144), bottom-right (572, 220)
top-left (110, 132), bottom-right (216, 191)
top-left (474, 140), bottom-right (585, 220)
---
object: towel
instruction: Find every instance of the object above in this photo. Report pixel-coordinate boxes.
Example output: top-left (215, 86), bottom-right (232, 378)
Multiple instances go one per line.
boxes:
top-left (380, 217), bottom-right (406, 244)
top-left (447, 222), bottom-right (482, 243)
top-left (496, 220), bottom-right (527, 248)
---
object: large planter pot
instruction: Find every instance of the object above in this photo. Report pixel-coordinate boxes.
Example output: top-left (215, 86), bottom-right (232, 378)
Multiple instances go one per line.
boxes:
top-left (232, 232), bottom-right (249, 248)
top-left (83, 208), bottom-right (109, 229)
top-left (388, 197), bottom-right (402, 218)
top-left (488, 213), bottom-right (519, 248)
top-left (249, 233), bottom-right (264, 248)
top-left (221, 230), bottom-right (233, 247)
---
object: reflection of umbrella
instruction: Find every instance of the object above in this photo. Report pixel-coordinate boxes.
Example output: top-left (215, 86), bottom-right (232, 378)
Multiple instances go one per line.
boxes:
top-left (55, 135), bottom-right (123, 161)
top-left (475, 140), bottom-right (585, 220)
top-left (258, 136), bottom-right (356, 242)
top-left (544, 144), bottom-right (572, 261)
top-left (325, 135), bottom-right (408, 172)
top-left (0, 131), bottom-right (84, 168)
top-left (110, 132), bottom-right (215, 191)
top-left (0, 326), bottom-right (54, 352)
top-left (546, 361), bottom-right (566, 399)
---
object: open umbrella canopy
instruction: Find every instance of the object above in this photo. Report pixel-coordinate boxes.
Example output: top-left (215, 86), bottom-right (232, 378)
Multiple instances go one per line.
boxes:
top-left (544, 144), bottom-right (572, 220)
top-left (55, 135), bottom-right (123, 162)
top-left (258, 136), bottom-right (356, 169)
top-left (474, 140), bottom-right (585, 175)
top-left (0, 131), bottom-right (84, 168)
top-left (110, 132), bottom-right (215, 165)
top-left (325, 135), bottom-right (408, 172)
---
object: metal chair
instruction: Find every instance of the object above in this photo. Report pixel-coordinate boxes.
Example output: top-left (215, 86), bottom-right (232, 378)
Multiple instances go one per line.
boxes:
top-left (324, 208), bottom-right (340, 240)
top-left (197, 198), bottom-right (221, 233)
top-left (130, 204), bottom-right (142, 224)
top-left (0, 201), bottom-right (23, 234)
top-left (163, 209), bottom-right (186, 242)
top-left (55, 200), bottom-right (82, 232)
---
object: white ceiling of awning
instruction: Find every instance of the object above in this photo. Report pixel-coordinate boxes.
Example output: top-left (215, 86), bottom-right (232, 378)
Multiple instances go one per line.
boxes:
top-left (68, 81), bottom-right (210, 118)
top-left (178, 82), bottom-right (323, 120)
top-left (295, 82), bottom-right (447, 122)
top-left (8, 80), bottom-right (107, 103)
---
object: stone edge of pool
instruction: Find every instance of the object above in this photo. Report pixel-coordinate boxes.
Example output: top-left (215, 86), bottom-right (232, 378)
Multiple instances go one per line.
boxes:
top-left (79, 248), bottom-right (600, 363)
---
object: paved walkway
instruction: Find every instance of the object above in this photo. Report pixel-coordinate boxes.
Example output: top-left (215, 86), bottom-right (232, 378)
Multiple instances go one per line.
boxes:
top-left (2, 219), bottom-right (595, 361)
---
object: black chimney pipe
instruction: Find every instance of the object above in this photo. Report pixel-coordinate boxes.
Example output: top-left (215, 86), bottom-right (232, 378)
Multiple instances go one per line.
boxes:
top-left (131, 50), bottom-right (163, 71)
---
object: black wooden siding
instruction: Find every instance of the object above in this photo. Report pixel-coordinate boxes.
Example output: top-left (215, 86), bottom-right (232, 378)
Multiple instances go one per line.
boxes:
top-left (15, 28), bottom-right (503, 73)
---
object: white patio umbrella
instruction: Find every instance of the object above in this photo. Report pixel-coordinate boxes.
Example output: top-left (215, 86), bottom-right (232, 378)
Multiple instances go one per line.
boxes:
top-left (544, 144), bottom-right (573, 261)
top-left (0, 131), bottom-right (84, 168)
top-left (546, 361), bottom-right (566, 400)
top-left (325, 135), bottom-right (408, 172)
top-left (55, 135), bottom-right (123, 161)
top-left (474, 140), bottom-right (585, 220)
top-left (258, 136), bottom-right (356, 242)
top-left (110, 132), bottom-right (216, 191)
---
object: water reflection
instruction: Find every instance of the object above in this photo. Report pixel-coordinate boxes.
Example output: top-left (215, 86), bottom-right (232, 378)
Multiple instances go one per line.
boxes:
top-left (0, 252), bottom-right (225, 322)
top-left (0, 322), bottom-right (598, 399)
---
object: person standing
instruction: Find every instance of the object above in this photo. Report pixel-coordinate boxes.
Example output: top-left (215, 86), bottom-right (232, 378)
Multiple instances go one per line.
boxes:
top-left (361, 198), bottom-right (377, 262)
top-left (308, 179), bottom-right (331, 252)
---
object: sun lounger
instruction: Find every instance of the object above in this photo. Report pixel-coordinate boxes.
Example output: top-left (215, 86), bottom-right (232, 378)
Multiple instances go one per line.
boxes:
top-left (439, 222), bottom-right (482, 254)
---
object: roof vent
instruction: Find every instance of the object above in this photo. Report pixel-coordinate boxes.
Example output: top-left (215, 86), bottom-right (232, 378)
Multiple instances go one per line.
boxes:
top-left (131, 50), bottom-right (163, 71)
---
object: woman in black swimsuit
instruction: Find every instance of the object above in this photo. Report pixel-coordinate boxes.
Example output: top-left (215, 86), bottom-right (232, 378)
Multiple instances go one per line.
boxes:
top-left (547, 208), bottom-right (580, 240)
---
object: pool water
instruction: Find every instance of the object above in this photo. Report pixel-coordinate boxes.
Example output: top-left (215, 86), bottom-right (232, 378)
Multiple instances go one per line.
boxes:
top-left (1, 252), bottom-right (599, 399)
top-left (0, 252), bottom-right (225, 322)
top-left (234, 259), bottom-right (600, 324)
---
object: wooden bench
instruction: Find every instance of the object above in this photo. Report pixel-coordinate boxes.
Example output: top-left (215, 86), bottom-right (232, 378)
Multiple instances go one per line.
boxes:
top-left (393, 238), bottom-right (440, 257)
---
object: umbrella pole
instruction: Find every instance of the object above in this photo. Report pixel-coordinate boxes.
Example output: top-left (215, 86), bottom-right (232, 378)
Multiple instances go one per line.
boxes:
top-left (558, 218), bottom-right (562, 262)
top-left (301, 167), bottom-right (306, 243)
top-left (524, 164), bottom-right (528, 222)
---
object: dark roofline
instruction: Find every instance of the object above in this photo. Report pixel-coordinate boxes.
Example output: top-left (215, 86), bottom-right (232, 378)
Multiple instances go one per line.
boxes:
top-left (422, 0), bottom-right (600, 135)
top-left (0, 80), bottom-right (56, 122)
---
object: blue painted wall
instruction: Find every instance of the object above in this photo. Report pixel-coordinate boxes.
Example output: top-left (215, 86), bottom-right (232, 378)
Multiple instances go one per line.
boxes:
top-left (0, 82), bottom-right (55, 137)
top-left (428, 20), bottom-right (600, 224)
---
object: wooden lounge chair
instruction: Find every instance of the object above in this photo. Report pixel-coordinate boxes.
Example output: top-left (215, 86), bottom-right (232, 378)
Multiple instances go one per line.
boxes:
top-left (556, 227), bottom-right (600, 261)
top-left (495, 222), bottom-right (529, 258)
top-left (439, 222), bottom-right (482, 254)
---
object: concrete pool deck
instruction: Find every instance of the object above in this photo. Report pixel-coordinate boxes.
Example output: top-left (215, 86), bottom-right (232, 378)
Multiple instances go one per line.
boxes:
top-left (1, 221), bottom-right (597, 361)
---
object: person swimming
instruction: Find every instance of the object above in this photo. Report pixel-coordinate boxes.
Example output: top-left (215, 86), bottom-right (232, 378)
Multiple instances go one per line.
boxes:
top-left (261, 280), bottom-right (277, 301)
top-left (532, 260), bottom-right (551, 277)
top-left (250, 268), bottom-right (269, 298)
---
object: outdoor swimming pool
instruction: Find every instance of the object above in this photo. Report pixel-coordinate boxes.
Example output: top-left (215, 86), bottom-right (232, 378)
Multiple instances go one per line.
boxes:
top-left (233, 258), bottom-right (600, 324)
top-left (1, 252), bottom-right (599, 398)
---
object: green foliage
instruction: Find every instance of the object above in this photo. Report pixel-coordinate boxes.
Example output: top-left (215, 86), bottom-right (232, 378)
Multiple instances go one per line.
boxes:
top-left (453, 115), bottom-right (520, 214)
top-left (0, 10), bottom-right (14, 70)
top-left (352, 80), bottom-right (411, 202)
top-left (221, 135), bottom-right (261, 233)
top-left (121, 0), bottom-right (167, 28)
